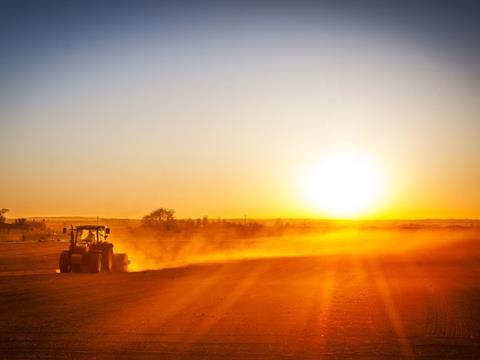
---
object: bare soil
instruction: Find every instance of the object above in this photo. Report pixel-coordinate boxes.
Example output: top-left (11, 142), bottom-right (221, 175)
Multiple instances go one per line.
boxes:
top-left (0, 235), bottom-right (479, 359)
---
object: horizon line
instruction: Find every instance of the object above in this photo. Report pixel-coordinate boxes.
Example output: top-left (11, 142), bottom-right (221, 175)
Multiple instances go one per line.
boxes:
top-left (11, 215), bottom-right (480, 222)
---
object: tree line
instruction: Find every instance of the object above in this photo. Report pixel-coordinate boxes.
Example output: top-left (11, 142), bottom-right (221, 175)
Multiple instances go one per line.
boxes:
top-left (138, 207), bottom-right (287, 240)
top-left (0, 209), bottom-right (47, 230)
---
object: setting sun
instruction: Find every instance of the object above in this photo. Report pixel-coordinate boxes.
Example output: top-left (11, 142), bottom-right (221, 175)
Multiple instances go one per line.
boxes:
top-left (303, 152), bottom-right (381, 218)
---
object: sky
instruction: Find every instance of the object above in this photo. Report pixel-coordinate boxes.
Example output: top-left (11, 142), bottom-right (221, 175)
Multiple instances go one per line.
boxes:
top-left (1, 0), bottom-right (480, 219)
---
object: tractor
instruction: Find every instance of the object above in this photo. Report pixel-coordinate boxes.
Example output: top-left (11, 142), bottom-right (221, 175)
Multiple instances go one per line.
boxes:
top-left (59, 225), bottom-right (129, 273)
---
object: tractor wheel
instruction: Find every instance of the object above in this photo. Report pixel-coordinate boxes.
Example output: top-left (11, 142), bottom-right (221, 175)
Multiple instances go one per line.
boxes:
top-left (89, 252), bottom-right (102, 273)
top-left (113, 253), bottom-right (129, 272)
top-left (59, 251), bottom-right (71, 273)
top-left (102, 247), bottom-right (113, 272)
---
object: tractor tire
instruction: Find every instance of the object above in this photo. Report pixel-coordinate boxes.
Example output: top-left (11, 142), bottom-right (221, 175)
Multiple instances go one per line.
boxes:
top-left (59, 251), bottom-right (71, 273)
top-left (102, 247), bottom-right (113, 272)
top-left (113, 253), bottom-right (129, 272)
top-left (89, 252), bottom-right (102, 273)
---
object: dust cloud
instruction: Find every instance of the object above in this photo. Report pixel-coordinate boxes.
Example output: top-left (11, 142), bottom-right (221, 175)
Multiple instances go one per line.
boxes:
top-left (112, 226), bottom-right (480, 271)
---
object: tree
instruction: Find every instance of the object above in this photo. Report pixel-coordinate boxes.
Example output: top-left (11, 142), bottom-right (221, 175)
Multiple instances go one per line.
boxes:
top-left (142, 208), bottom-right (176, 227)
top-left (202, 216), bottom-right (209, 227)
top-left (0, 208), bottom-right (9, 223)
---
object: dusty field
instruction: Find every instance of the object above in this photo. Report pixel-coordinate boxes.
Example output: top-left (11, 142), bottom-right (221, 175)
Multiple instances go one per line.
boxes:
top-left (0, 233), bottom-right (479, 359)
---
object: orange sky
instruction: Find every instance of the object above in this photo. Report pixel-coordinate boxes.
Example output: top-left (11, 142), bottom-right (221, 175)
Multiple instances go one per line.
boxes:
top-left (1, 5), bottom-right (480, 220)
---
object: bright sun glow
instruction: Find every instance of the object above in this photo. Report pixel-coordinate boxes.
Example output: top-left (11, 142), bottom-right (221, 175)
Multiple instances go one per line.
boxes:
top-left (303, 152), bottom-right (382, 218)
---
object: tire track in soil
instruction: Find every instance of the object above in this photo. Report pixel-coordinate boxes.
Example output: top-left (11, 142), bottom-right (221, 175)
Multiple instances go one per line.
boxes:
top-left (401, 258), bottom-right (476, 340)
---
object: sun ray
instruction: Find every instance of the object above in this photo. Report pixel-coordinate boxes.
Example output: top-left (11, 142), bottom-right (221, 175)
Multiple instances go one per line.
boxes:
top-left (370, 258), bottom-right (414, 359)
top-left (179, 262), bottom-right (269, 348)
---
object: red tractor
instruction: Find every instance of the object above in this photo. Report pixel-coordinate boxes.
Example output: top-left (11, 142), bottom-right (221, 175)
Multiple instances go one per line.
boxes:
top-left (59, 225), bottom-right (129, 273)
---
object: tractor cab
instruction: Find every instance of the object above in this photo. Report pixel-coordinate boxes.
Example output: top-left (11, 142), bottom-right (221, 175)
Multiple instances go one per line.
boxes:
top-left (75, 226), bottom-right (110, 245)
top-left (63, 225), bottom-right (110, 246)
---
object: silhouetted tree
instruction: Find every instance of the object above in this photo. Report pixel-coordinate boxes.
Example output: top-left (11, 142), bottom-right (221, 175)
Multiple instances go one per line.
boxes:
top-left (0, 208), bottom-right (8, 223)
top-left (142, 208), bottom-right (176, 228)
top-left (202, 216), bottom-right (208, 227)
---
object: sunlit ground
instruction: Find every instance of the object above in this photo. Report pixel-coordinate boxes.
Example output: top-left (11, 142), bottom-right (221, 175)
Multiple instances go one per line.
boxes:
top-left (0, 227), bottom-right (479, 359)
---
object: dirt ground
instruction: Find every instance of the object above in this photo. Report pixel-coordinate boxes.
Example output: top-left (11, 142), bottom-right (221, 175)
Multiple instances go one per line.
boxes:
top-left (0, 234), bottom-right (479, 359)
